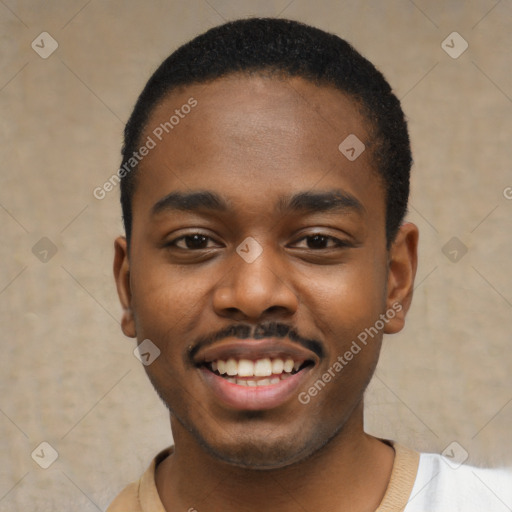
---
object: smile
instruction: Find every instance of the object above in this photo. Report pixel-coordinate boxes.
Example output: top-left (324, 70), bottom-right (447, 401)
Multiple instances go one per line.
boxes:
top-left (194, 339), bottom-right (318, 410)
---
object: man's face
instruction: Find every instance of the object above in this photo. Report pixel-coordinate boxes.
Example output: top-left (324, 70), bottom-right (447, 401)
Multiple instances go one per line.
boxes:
top-left (114, 74), bottom-right (414, 469)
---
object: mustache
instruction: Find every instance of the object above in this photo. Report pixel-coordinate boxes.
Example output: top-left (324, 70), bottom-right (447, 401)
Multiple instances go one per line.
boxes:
top-left (188, 321), bottom-right (325, 360)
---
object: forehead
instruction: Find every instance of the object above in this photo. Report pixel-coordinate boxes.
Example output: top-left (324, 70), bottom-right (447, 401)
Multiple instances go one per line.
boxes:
top-left (141, 73), bottom-right (371, 169)
top-left (132, 73), bottom-right (385, 233)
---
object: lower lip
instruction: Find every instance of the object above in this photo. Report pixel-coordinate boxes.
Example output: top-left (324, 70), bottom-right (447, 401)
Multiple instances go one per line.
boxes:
top-left (199, 367), bottom-right (312, 411)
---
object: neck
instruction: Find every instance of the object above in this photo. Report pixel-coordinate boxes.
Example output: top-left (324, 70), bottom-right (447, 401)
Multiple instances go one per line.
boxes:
top-left (155, 404), bottom-right (395, 512)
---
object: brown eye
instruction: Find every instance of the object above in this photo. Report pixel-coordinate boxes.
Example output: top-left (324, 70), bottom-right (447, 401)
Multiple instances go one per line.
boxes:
top-left (293, 234), bottom-right (350, 250)
top-left (306, 235), bottom-right (330, 249)
top-left (172, 234), bottom-right (212, 250)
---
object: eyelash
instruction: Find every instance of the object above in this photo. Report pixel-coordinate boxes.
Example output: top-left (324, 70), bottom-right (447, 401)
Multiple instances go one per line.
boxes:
top-left (167, 233), bottom-right (350, 250)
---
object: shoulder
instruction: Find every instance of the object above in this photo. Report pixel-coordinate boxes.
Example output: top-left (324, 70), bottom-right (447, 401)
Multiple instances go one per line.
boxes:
top-left (406, 451), bottom-right (512, 511)
top-left (106, 481), bottom-right (142, 512)
top-left (106, 447), bottom-right (173, 512)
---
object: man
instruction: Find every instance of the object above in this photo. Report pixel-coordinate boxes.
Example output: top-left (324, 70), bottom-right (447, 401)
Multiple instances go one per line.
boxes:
top-left (109, 17), bottom-right (510, 511)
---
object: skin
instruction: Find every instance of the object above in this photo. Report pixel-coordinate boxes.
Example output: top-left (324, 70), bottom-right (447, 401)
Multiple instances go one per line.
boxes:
top-left (113, 73), bottom-right (419, 511)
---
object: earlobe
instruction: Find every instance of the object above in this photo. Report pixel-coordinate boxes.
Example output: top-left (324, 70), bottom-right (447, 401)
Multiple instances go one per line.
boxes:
top-left (383, 222), bottom-right (419, 335)
top-left (113, 236), bottom-right (137, 338)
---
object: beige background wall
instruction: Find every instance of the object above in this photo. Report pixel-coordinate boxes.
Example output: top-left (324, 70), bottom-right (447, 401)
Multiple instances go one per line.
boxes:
top-left (1, 0), bottom-right (511, 509)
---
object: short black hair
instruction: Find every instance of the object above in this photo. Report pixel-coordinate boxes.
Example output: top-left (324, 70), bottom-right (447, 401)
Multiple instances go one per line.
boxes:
top-left (119, 17), bottom-right (411, 248)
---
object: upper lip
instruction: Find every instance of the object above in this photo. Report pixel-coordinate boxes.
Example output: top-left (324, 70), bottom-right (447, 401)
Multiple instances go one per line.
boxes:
top-left (193, 338), bottom-right (320, 366)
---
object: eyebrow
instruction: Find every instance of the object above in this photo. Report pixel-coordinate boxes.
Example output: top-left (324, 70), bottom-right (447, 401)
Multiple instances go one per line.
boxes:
top-left (151, 189), bottom-right (365, 217)
top-left (277, 190), bottom-right (365, 216)
top-left (152, 190), bottom-right (228, 216)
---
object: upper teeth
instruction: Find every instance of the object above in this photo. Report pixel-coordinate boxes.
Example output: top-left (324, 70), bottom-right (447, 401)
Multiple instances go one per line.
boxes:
top-left (211, 358), bottom-right (302, 377)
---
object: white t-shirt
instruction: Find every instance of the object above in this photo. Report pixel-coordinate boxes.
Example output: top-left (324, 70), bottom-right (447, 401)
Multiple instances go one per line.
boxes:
top-left (405, 451), bottom-right (512, 511)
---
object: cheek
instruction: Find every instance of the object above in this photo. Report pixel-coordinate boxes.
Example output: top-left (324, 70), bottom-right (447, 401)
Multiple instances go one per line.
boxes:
top-left (298, 267), bottom-right (386, 413)
top-left (297, 255), bottom-right (387, 343)
top-left (129, 268), bottom-right (210, 401)
top-left (130, 262), bottom-right (209, 348)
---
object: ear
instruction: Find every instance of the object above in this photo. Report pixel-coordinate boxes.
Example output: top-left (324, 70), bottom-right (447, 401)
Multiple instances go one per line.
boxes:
top-left (383, 222), bottom-right (419, 334)
top-left (113, 236), bottom-right (136, 338)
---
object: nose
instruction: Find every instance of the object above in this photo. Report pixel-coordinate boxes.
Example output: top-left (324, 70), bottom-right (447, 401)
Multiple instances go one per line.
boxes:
top-left (212, 243), bottom-right (299, 322)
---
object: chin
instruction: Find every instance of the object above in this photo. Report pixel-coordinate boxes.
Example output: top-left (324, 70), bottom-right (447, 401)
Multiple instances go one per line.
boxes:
top-left (201, 437), bottom-right (312, 470)
top-left (191, 418), bottom-right (337, 470)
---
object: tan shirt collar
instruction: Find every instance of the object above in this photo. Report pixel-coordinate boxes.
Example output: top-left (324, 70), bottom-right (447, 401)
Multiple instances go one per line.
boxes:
top-left (108, 440), bottom-right (420, 512)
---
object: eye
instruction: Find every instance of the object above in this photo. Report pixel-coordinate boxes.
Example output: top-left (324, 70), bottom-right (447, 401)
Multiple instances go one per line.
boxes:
top-left (168, 233), bottom-right (220, 250)
top-left (292, 234), bottom-right (350, 250)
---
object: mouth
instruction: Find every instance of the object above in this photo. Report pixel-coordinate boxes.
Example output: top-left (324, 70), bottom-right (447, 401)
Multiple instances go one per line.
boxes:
top-left (194, 339), bottom-right (318, 410)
